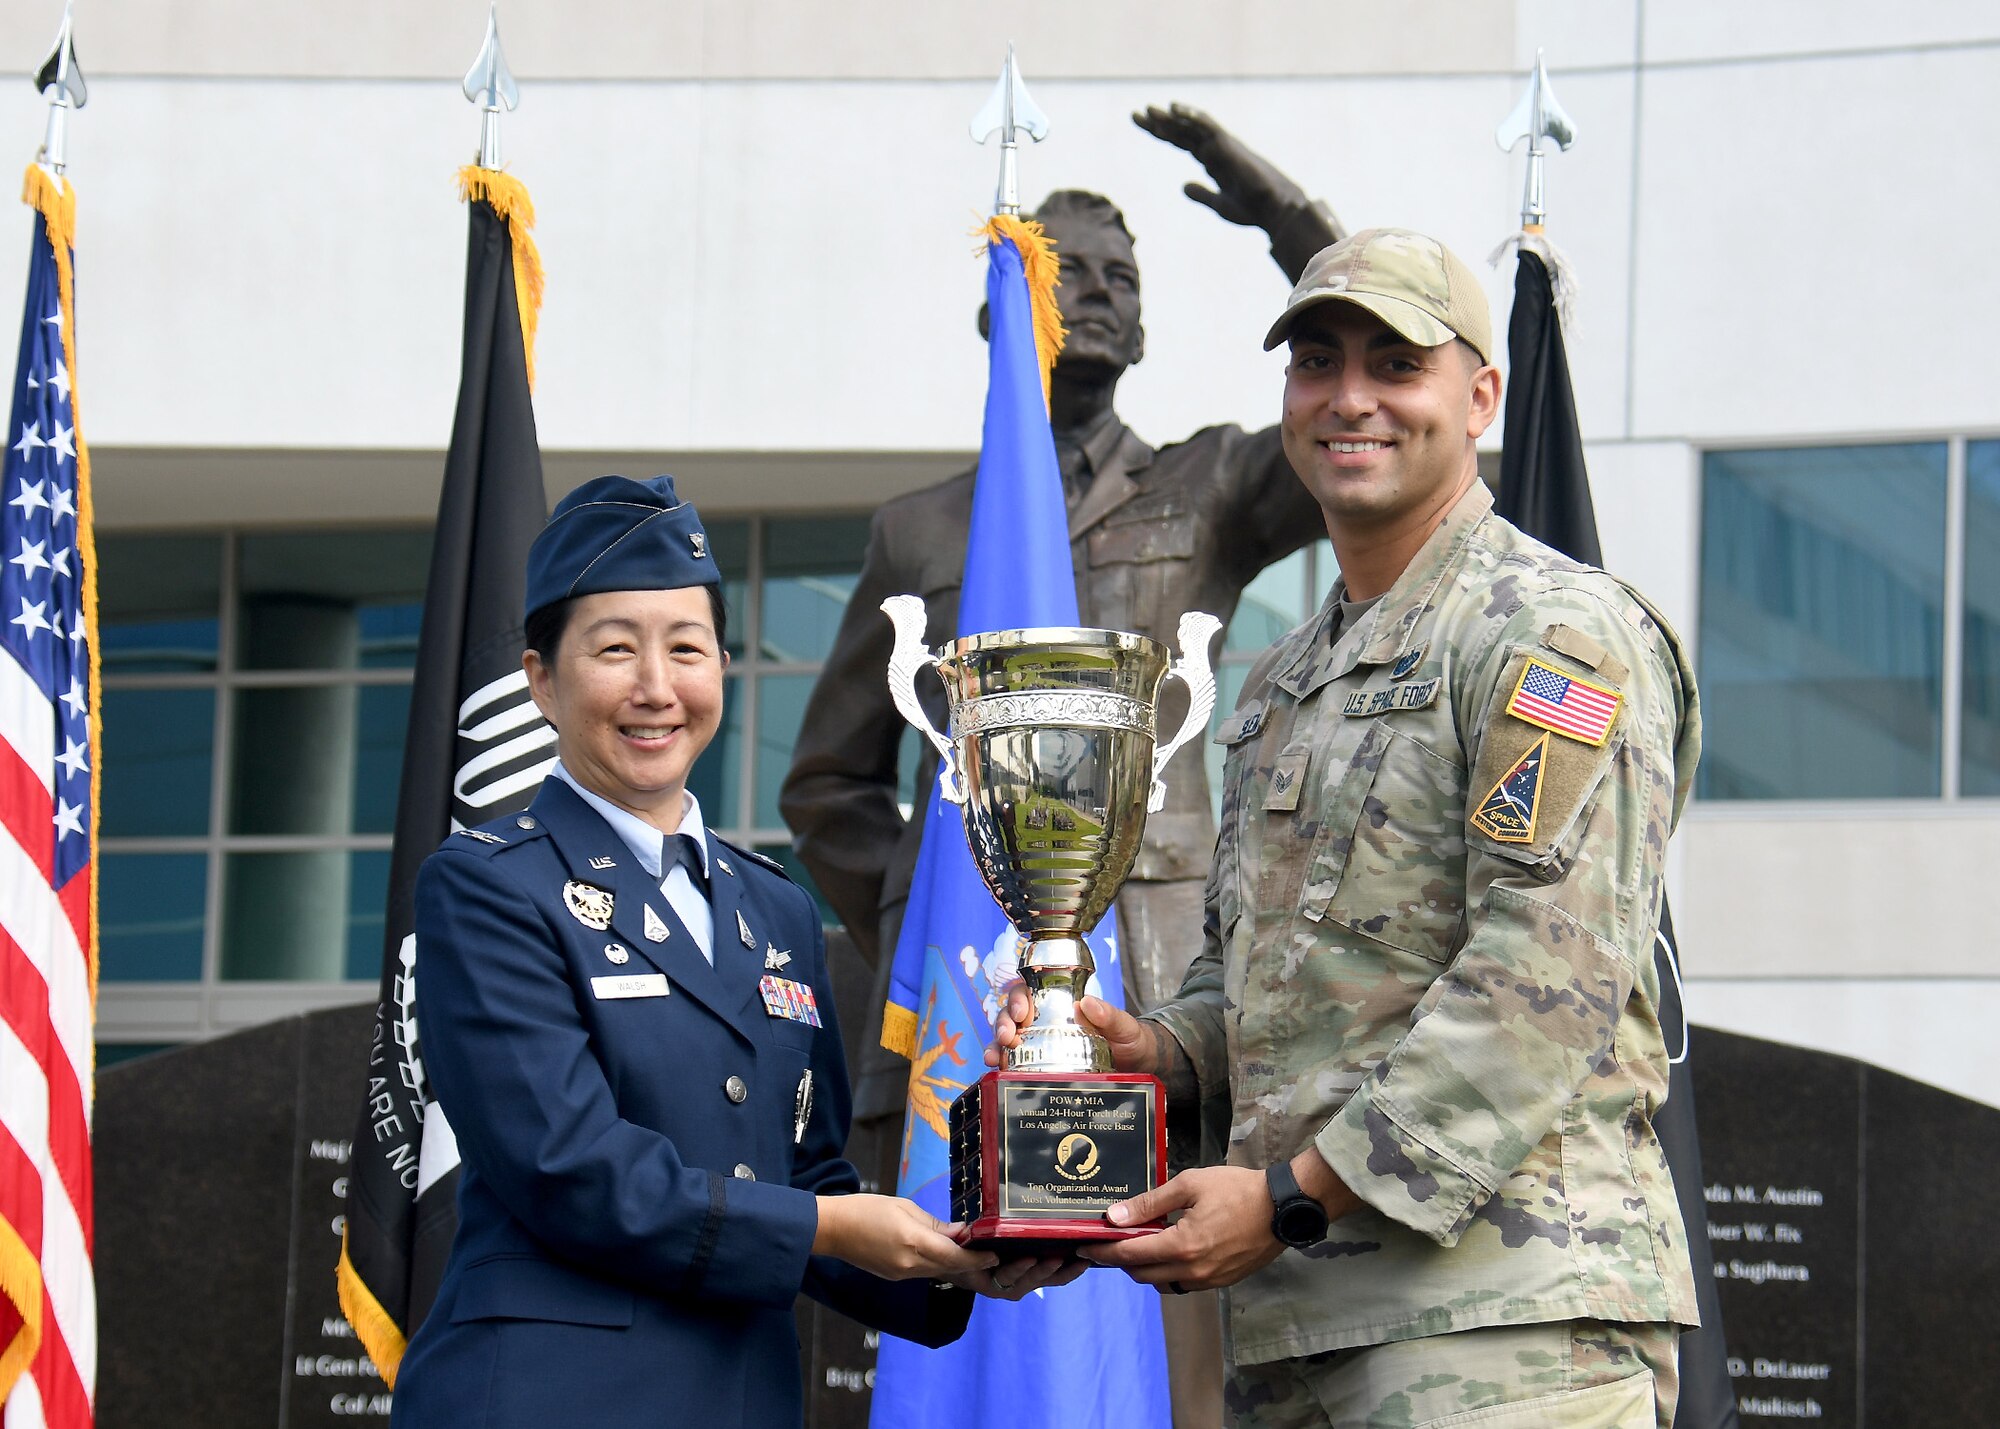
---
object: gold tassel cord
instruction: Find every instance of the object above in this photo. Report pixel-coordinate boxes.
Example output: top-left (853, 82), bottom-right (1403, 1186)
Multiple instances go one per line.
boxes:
top-left (880, 1001), bottom-right (919, 1059)
top-left (978, 214), bottom-right (1066, 409)
top-left (336, 1237), bottom-right (409, 1388)
top-left (456, 166), bottom-right (546, 391)
top-left (21, 165), bottom-right (98, 1022)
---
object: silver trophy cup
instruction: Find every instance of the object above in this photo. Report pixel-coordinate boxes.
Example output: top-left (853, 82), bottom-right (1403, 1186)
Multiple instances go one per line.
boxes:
top-left (882, 597), bottom-right (1222, 1074)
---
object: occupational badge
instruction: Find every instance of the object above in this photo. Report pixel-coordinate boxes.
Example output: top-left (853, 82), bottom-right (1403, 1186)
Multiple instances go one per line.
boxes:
top-left (563, 880), bottom-right (615, 931)
top-left (643, 904), bottom-right (670, 943)
top-left (1390, 646), bottom-right (1426, 681)
top-left (765, 944), bottom-right (792, 971)
top-left (456, 829), bottom-right (505, 844)
top-left (1469, 732), bottom-right (1548, 844)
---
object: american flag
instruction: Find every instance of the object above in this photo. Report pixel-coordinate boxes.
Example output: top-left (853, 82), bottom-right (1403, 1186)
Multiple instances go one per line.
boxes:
top-left (1506, 658), bottom-right (1620, 746)
top-left (0, 168), bottom-right (96, 1429)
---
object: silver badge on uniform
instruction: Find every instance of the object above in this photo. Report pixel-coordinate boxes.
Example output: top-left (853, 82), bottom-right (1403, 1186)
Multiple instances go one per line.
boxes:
top-left (589, 855), bottom-right (616, 871)
top-left (716, 856), bottom-right (734, 877)
top-left (563, 880), bottom-right (615, 931)
top-left (737, 909), bottom-right (755, 948)
top-left (765, 944), bottom-right (791, 971)
top-left (690, 532), bottom-right (707, 559)
top-left (457, 829), bottom-right (505, 845)
top-left (604, 943), bottom-right (631, 965)
top-left (643, 904), bottom-right (670, 943)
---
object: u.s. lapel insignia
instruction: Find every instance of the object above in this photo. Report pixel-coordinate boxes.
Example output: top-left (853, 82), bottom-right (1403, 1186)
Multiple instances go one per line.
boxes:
top-left (563, 880), bottom-right (615, 930)
top-left (736, 909), bottom-right (755, 949)
top-left (643, 904), bottom-right (670, 943)
top-left (765, 944), bottom-right (792, 971)
top-left (1470, 732), bottom-right (1548, 844)
top-left (604, 943), bottom-right (631, 966)
top-left (589, 855), bottom-right (616, 871)
top-left (1390, 646), bottom-right (1426, 681)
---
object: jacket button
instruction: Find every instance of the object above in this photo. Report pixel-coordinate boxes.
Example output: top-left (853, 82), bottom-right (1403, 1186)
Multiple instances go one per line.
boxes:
top-left (732, 1163), bottom-right (756, 1181)
top-left (724, 1076), bottom-right (748, 1104)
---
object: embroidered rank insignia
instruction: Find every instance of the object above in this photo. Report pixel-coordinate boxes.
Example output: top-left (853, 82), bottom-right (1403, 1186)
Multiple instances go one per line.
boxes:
top-left (1390, 647), bottom-right (1426, 681)
top-left (1505, 658), bottom-right (1621, 745)
top-left (1470, 732), bottom-right (1549, 844)
top-left (457, 829), bottom-right (505, 844)
top-left (563, 881), bottom-right (615, 930)
top-left (643, 904), bottom-right (670, 943)
top-left (1341, 678), bottom-right (1440, 717)
top-left (759, 974), bottom-right (823, 1027)
top-left (1265, 751), bottom-right (1308, 812)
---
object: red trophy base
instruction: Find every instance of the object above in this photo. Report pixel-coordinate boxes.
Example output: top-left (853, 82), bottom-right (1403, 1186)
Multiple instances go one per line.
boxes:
top-left (948, 1069), bottom-right (1169, 1251)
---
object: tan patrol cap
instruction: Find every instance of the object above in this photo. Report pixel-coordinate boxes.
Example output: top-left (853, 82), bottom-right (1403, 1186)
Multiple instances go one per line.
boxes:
top-left (1264, 227), bottom-right (1492, 363)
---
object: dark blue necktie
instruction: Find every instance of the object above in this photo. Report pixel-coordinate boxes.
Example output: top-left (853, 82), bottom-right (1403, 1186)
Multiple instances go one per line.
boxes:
top-left (664, 831), bottom-right (707, 895)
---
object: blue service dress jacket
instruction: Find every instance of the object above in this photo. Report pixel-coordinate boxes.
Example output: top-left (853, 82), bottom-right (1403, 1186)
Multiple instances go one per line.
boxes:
top-left (389, 777), bottom-right (971, 1428)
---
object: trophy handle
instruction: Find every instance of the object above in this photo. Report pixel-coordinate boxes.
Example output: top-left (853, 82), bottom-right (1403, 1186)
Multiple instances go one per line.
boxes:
top-left (1148, 611), bottom-right (1224, 814)
top-left (880, 595), bottom-right (965, 805)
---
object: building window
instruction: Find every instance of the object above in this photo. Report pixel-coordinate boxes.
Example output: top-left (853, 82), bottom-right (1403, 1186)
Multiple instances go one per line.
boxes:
top-left (96, 513), bottom-right (876, 1046)
top-left (1696, 440), bottom-right (1985, 800)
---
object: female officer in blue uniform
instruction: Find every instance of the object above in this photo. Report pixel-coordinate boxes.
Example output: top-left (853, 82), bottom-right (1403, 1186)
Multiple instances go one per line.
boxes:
top-left (390, 476), bottom-right (1074, 1428)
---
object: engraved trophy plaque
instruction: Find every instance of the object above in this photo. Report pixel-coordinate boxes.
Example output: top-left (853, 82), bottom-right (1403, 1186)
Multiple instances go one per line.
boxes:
top-left (882, 596), bottom-right (1221, 1248)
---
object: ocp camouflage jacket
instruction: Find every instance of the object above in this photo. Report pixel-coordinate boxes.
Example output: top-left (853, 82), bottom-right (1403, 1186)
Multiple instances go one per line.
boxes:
top-left (1149, 480), bottom-right (1702, 1366)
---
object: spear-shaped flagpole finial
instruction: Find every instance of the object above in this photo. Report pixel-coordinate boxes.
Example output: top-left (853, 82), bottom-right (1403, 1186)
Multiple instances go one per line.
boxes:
top-left (1495, 50), bottom-right (1575, 232)
top-left (462, 2), bottom-right (520, 171)
top-left (33, 2), bottom-right (88, 177)
top-left (969, 43), bottom-right (1050, 217)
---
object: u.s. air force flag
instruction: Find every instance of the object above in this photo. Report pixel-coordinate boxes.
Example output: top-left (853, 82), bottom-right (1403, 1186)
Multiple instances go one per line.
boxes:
top-left (868, 218), bottom-right (1170, 1429)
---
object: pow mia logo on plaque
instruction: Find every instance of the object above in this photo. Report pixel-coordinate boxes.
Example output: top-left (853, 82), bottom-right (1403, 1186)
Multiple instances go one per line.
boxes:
top-left (563, 880), bottom-right (615, 931)
top-left (1054, 1133), bottom-right (1102, 1182)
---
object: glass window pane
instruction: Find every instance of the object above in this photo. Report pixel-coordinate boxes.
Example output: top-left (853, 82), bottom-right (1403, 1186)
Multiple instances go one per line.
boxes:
top-left (703, 519), bottom-right (751, 659)
top-left (354, 684), bottom-right (412, 833)
top-left (1697, 444), bottom-right (1947, 799)
top-left (760, 517), bottom-right (871, 664)
top-left (346, 850), bottom-right (392, 980)
top-left (1962, 441), bottom-right (2000, 796)
top-left (684, 674), bottom-right (743, 831)
top-left (99, 852), bottom-right (206, 981)
top-left (97, 534), bottom-right (222, 674)
top-left (230, 685), bottom-right (363, 835)
top-left (101, 687), bottom-right (214, 837)
top-left (1227, 546), bottom-right (1311, 654)
top-left (754, 673), bottom-right (816, 829)
top-left (236, 529), bottom-right (430, 671)
top-left (222, 850), bottom-right (379, 980)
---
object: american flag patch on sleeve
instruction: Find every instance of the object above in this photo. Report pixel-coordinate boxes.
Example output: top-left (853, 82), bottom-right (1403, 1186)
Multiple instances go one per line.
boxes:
top-left (1504, 658), bottom-right (1622, 745)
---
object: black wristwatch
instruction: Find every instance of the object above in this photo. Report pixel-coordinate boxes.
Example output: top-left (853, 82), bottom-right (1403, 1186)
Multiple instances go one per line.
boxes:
top-left (1267, 1161), bottom-right (1330, 1249)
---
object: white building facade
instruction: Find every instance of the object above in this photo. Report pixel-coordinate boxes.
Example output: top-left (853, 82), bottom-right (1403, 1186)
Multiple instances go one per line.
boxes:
top-left (7, 1), bottom-right (1995, 1104)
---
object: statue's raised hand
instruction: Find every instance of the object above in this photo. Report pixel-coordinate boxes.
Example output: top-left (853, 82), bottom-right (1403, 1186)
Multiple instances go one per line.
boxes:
top-left (1133, 103), bottom-right (1308, 236)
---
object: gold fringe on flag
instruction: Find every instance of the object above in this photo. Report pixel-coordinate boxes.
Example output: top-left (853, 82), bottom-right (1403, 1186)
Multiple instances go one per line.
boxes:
top-left (22, 165), bottom-right (98, 1018)
top-left (335, 1238), bottom-right (409, 1388)
top-left (880, 1001), bottom-right (919, 1059)
top-left (456, 166), bottom-right (546, 391)
top-left (0, 1216), bottom-right (41, 1407)
top-left (977, 214), bottom-right (1066, 409)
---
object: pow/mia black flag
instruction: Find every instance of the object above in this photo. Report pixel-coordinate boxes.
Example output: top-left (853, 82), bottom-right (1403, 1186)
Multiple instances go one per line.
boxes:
top-left (1498, 239), bottom-right (1740, 1429)
top-left (337, 170), bottom-right (553, 1387)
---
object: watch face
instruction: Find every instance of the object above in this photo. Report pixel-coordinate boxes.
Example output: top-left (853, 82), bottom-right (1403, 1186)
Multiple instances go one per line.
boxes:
top-left (1276, 1197), bottom-right (1328, 1247)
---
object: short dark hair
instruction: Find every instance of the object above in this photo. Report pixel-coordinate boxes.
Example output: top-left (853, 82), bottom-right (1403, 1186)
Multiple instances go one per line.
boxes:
top-left (1034, 189), bottom-right (1136, 248)
top-left (525, 585), bottom-right (729, 666)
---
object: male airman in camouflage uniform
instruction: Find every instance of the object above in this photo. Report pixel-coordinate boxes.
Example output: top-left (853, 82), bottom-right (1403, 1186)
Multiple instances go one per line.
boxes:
top-left (994, 229), bottom-right (1701, 1427)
